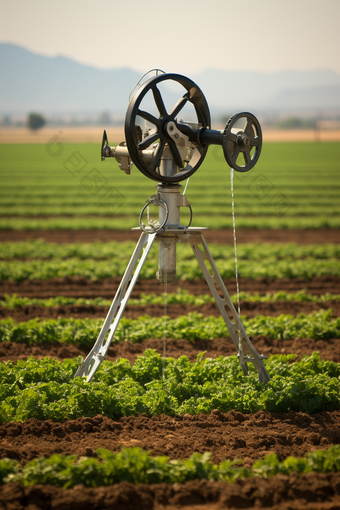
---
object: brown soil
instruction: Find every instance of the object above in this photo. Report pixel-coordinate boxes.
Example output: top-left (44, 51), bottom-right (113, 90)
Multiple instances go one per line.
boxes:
top-left (1, 334), bottom-right (339, 365)
top-left (2, 473), bottom-right (340, 510)
top-left (1, 412), bottom-right (340, 510)
top-left (1, 228), bottom-right (340, 244)
top-left (1, 275), bottom-right (340, 301)
top-left (0, 299), bottom-right (339, 323)
top-left (0, 411), bottom-right (339, 466)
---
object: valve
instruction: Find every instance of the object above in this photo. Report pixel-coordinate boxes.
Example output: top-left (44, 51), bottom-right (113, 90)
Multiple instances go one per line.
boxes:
top-left (222, 112), bottom-right (262, 172)
top-left (100, 129), bottom-right (133, 174)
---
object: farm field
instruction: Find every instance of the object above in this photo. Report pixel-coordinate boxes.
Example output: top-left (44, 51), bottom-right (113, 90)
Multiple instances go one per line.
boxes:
top-left (0, 142), bottom-right (340, 230)
top-left (0, 140), bottom-right (340, 509)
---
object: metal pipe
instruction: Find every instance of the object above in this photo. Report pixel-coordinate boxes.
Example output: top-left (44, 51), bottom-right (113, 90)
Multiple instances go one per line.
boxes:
top-left (156, 236), bottom-right (177, 284)
top-left (174, 123), bottom-right (223, 146)
top-left (156, 184), bottom-right (182, 284)
top-left (157, 184), bottom-right (181, 227)
top-left (199, 129), bottom-right (223, 145)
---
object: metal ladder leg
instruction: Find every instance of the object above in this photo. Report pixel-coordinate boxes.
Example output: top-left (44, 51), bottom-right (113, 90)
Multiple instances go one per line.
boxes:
top-left (189, 233), bottom-right (270, 383)
top-left (74, 232), bottom-right (157, 382)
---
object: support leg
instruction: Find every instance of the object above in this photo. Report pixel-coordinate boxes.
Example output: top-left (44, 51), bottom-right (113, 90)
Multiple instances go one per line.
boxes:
top-left (189, 233), bottom-right (270, 383)
top-left (74, 232), bottom-right (156, 382)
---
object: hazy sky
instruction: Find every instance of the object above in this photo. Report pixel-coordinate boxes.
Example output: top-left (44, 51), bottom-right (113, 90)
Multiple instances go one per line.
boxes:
top-left (1, 0), bottom-right (339, 75)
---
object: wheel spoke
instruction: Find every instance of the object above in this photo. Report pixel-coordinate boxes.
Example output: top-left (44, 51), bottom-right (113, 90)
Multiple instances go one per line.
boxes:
top-left (137, 109), bottom-right (160, 126)
top-left (150, 139), bottom-right (166, 172)
top-left (168, 139), bottom-right (184, 168)
top-left (170, 94), bottom-right (189, 119)
top-left (244, 118), bottom-right (254, 137)
top-left (230, 147), bottom-right (240, 166)
top-left (152, 85), bottom-right (167, 117)
top-left (138, 132), bottom-right (159, 150)
top-left (243, 149), bottom-right (251, 166)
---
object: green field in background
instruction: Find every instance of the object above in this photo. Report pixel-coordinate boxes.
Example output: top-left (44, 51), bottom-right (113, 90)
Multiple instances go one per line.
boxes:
top-left (0, 142), bottom-right (339, 230)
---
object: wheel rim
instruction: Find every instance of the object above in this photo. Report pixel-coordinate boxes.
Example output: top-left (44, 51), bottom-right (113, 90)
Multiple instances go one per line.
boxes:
top-left (222, 112), bottom-right (262, 172)
top-left (125, 73), bottom-right (211, 183)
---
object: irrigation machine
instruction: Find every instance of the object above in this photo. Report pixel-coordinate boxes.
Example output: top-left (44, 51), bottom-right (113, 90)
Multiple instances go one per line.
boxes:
top-left (75, 70), bottom-right (270, 383)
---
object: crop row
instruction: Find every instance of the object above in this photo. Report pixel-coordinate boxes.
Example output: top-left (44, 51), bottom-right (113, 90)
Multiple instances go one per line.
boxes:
top-left (0, 257), bottom-right (338, 281)
top-left (0, 310), bottom-right (338, 346)
top-left (1, 204), bottom-right (340, 217)
top-left (1, 445), bottom-right (340, 488)
top-left (0, 351), bottom-right (339, 421)
top-left (1, 290), bottom-right (339, 309)
top-left (1, 240), bottom-right (339, 260)
top-left (1, 193), bottom-right (339, 204)
top-left (1, 215), bottom-right (340, 230)
top-left (1, 185), bottom-right (339, 196)
top-left (1, 198), bottom-right (338, 220)
top-left (1, 186), bottom-right (338, 201)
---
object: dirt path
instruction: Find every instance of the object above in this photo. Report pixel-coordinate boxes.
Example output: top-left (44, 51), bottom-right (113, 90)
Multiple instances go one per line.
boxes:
top-left (1, 228), bottom-right (340, 244)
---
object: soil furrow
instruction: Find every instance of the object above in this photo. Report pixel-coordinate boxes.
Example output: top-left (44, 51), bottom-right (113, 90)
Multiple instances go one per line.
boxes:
top-left (0, 300), bottom-right (339, 323)
top-left (1, 411), bottom-right (339, 466)
top-left (1, 335), bottom-right (339, 365)
top-left (2, 474), bottom-right (340, 510)
top-left (1, 276), bottom-right (339, 300)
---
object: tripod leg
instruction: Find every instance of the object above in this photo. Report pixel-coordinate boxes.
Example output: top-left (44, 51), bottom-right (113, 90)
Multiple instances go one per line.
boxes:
top-left (189, 233), bottom-right (270, 383)
top-left (74, 232), bottom-right (156, 381)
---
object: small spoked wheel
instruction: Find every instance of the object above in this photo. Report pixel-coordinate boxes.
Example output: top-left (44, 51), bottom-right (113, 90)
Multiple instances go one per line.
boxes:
top-left (222, 112), bottom-right (262, 172)
top-left (125, 73), bottom-right (211, 183)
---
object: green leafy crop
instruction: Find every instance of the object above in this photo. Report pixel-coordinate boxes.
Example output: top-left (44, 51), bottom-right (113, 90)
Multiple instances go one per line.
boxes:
top-left (1, 289), bottom-right (339, 310)
top-left (2, 445), bottom-right (340, 488)
top-left (0, 256), bottom-right (338, 281)
top-left (0, 310), bottom-right (339, 347)
top-left (0, 351), bottom-right (339, 423)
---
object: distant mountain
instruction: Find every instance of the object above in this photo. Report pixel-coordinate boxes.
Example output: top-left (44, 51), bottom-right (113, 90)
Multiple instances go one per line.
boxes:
top-left (1, 43), bottom-right (340, 116)
top-left (269, 85), bottom-right (340, 110)
top-left (0, 43), bottom-right (140, 115)
top-left (193, 68), bottom-right (340, 114)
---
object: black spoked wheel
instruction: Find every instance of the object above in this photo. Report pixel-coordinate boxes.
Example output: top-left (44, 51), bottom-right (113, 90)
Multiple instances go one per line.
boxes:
top-left (124, 73), bottom-right (211, 183)
top-left (222, 112), bottom-right (262, 172)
